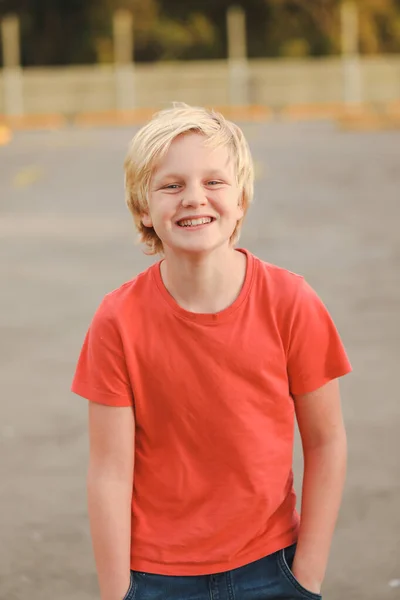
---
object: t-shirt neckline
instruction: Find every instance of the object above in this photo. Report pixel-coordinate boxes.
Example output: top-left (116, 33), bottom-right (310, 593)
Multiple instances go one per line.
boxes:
top-left (151, 248), bottom-right (255, 324)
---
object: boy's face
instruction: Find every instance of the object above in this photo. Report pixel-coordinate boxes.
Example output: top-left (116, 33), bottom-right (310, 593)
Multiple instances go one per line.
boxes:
top-left (143, 133), bottom-right (244, 256)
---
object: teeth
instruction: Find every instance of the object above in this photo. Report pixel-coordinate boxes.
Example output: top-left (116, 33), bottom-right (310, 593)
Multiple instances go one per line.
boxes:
top-left (178, 217), bottom-right (212, 227)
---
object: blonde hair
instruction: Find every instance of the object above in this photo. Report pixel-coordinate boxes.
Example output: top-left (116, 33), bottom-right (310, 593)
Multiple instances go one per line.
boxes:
top-left (124, 102), bottom-right (254, 255)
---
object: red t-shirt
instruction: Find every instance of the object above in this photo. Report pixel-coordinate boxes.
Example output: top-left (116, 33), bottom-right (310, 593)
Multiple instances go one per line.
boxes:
top-left (71, 249), bottom-right (351, 576)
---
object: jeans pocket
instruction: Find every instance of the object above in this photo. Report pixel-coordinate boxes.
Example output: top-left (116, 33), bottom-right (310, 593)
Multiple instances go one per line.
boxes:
top-left (122, 571), bottom-right (136, 600)
top-left (277, 546), bottom-right (322, 600)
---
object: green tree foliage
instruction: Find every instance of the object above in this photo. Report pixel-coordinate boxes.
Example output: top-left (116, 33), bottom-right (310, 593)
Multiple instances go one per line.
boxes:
top-left (265, 0), bottom-right (400, 56)
top-left (90, 0), bottom-right (219, 62)
top-left (1, 0), bottom-right (400, 65)
top-left (1, 0), bottom-right (97, 65)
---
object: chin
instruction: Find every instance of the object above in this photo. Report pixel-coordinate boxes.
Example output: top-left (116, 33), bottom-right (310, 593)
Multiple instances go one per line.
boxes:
top-left (169, 239), bottom-right (230, 256)
top-left (176, 244), bottom-right (213, 255)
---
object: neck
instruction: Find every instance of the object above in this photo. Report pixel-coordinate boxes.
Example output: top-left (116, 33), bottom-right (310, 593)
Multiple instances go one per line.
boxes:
top-left (160, 246), bottom-right (247, 314)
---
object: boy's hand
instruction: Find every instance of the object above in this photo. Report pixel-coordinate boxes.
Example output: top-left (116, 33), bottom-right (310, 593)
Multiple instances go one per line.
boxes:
top-left (291, 560), bottom-right (322, 595)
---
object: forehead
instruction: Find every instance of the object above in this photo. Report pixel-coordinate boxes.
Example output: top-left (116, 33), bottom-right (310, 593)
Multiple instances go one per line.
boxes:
top-left (153, 133), bottom-right (233, 177)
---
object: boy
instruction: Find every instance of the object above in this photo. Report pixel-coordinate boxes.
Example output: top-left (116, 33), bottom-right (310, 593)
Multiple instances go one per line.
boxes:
top-left (72, 103), bottom-right (351, 600)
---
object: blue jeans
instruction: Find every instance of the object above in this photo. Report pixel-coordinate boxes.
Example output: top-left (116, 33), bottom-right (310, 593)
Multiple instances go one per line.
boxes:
top-left (123, 544), bottom-right (322, 600)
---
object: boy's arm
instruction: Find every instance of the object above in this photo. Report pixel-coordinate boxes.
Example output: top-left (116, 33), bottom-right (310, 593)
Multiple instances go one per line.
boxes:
top-left (291, 378), bottom-right (347, 595)
top-left (87, 402), bottom-right (135, 600)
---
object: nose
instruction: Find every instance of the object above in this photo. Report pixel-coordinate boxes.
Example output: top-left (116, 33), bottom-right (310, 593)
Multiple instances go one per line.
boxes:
top-left (181, 183), bottom-right (207, 208)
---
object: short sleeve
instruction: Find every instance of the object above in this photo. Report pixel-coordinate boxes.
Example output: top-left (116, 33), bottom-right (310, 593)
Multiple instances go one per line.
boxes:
top-left (71, 296), bottom-right (133, 407)
top-left (287, 278), bottom-right (352, 396)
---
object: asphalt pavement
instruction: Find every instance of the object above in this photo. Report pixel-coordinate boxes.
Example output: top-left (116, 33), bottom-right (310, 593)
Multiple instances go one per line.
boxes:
top-left (1, 120), bottom-right (399, 600)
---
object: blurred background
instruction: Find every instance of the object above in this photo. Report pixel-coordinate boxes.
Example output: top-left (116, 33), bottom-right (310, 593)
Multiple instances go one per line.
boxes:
top-left (0, 0), bottom-right (400, 122)
top-left (1, 1), bottom-right (399, 600)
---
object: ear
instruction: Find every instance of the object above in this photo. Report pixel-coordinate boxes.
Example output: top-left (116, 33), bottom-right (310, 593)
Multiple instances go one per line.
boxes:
top-left (141, 212), bottom-right (153, 227)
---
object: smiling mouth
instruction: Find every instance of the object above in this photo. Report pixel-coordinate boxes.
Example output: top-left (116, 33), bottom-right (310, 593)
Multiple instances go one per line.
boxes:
top-left (177, 217), bottom-right (215, 228)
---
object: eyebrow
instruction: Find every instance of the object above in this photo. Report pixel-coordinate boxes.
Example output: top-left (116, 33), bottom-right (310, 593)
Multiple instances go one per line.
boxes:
top-left (153, 170), bottom-right (229, 184)
top-left (205, 170), bottom-right (229, 178)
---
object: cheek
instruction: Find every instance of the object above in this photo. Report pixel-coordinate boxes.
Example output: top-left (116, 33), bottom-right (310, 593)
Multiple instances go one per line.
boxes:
top-left (213, 190), bottom-right (241, 213)
top-left (236, 203), bottom-right (245, 220)
top-left (223, 194), bottom-right (244, 221)
top-left (145, 195), bottom-right (178, 228)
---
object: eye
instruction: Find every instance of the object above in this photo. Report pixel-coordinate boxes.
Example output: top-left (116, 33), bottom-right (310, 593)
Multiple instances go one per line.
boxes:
top-left (207, 180), bottom-right (223, 186)
top-left (163, 184), bottom-right (181, 190)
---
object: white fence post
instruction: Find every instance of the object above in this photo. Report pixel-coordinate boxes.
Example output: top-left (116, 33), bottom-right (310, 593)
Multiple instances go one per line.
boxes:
top-left (227, 6), bottom-right (249, 106)
top-left (113, 9), bottom-right (135, 110)
top-left (341, 1), bottom-right (362, 105)
top-left (1, 14), bottom-right (24, 115)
